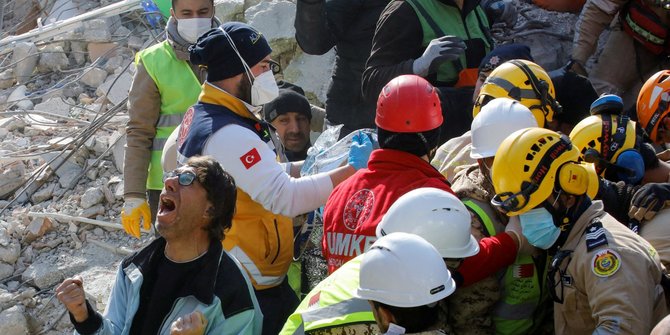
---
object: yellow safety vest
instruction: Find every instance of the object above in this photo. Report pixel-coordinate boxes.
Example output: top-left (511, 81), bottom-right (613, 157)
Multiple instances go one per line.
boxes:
top-left (136, 40), bottom-right (201, 190)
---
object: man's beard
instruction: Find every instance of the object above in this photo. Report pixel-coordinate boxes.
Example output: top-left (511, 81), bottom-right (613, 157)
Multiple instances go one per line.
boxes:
top-left (237, 73), bottom-right (253, 104)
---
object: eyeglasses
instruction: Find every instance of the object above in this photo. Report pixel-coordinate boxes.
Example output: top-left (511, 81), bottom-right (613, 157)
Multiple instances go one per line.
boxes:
top-left (547, 249), bottom-right (573, 303)
top-left (269, 60), bottom-right (281, 75)
top-left (163, 170), bottom-right (197, 186)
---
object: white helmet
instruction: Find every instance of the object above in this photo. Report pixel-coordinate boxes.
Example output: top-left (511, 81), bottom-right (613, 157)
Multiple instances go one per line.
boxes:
top-left (376, 188), bottom-right (479, 258)
top-left (470, 97), bottom-right (538, 159)
top-left (356, 232), bottom-right (456, 307)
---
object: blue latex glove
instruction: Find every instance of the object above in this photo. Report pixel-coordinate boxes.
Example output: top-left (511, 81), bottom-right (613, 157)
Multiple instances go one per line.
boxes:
top-left (348, 131), bottom-right (373, 170)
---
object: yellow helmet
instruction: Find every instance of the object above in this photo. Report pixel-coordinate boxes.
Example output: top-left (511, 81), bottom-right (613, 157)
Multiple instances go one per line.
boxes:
top-left (569, 114), bottom-right (637, 175)
top-left (473, 60), bottom-right (561, 128)
top-left (491, 127), bottom-right (599, 216)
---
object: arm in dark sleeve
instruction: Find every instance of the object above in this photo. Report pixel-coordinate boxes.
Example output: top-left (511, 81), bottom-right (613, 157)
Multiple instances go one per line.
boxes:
top-left (70, 300), bottom-right (103, 335)
top-left (295, 0), bottom-right (360, 55)
top-left (456, 232), bottom-right (518, 287)
top-left (596, 178), bottom-right (638, 224)
top-left (361, 0), bottom-right (422, 101)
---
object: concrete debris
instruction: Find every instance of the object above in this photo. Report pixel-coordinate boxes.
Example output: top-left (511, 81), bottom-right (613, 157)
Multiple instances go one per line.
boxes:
top-left (23, 217), bottom-right (53, 244)
top-left (80, 67), bottom-right (109, 88)
top-left (0, 162), bottom-right (27, 200)
top-left (34, 97), bottom-right (73, 117)
top-left (96, 72), bottom-right (132, 105)
top-left (83, 16), bottom-right (121, 43)
top-left (80, 187), bottom-right (105, 209)
top-left (38, 44), bottom-right (70, 72)
top-left (0, 305), bottom-right (29, 335)
top-left (6, 85), bottom-right (33, 110)
top-left (22, 261), bottom-right (65, 289)
top-left (11, 42), bottom-right (39, 85)
top-left (42, 151), bottom-right (84, 189)
top-left (0, 70), bottom-right (15, 90)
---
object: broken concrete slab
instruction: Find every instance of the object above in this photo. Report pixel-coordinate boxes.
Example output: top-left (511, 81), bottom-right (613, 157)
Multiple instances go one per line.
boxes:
top-left (0, 262), bottom-right (13, 280)
top-left (0, 305), bottom-right (29, 335)
top-left (80, 67), bottom-right (109, 88)
top-left (80, 187), bottom-right (105, 209)
top-left (0, 162), bottom-right (27, 200)
top-left (34, 97), bottom-right (73, 117)
top-left (42, 152), bottom-right (84, 189)
top-left (11, 42), bottom-right (39, 84)
top-left (215, 0), bottom-right (246, 22)
top-left (87, 42), bottom-right (120, 62)
top-left (109, 131), bottom-right (125, 173)
top-left (31, 183), bottom-right (55, 204)
top-left (0, 236), bottom-right (20, 264)
top-left (23, 217), bottom-right (52, 244)
top-left (7, 85), bottom-right (34, 110)
top-left (96, 72), bottom-right (132, 105)
top-left (22, 261), bottom-right (64, 289)
top-left (0, 69), bottom-right (15, 89)
top-left (83, 16), bottom-right (121, 43)
top-left (38, 44), bottom-right (70, 72)
top-left (79, 204), bottom-right (105, 219)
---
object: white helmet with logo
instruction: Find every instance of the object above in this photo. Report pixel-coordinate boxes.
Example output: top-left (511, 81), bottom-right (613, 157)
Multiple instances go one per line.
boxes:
top-left (376, 188), bottom-right (479, 258)
top-left (356, 232), bottom-right (456, 307)
top-left (470, 97), bottom-right (538, 159)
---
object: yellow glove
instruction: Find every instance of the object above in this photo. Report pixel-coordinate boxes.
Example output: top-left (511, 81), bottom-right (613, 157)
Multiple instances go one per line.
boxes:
top-left (121, 197), bottom-right (151, 238)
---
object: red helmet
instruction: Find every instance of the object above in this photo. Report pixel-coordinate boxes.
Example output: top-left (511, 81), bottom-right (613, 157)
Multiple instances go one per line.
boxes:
top-left (637, 70), bottom-right (670, 143)
top-left (375, 75), bottom-right (443, 132)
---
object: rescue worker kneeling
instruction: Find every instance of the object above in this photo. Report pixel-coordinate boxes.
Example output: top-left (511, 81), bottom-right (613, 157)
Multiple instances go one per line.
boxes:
top-left (355, 232), bottom-right (457, 334)
top-left (491, 127), bottom-right (668, 334)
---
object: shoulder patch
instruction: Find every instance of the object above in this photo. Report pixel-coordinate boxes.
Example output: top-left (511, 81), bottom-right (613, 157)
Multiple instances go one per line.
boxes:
top-left (240, 148), bottom-right (261, 169)
top-left (591, 249), bottom-right (621, 277)
top-left (585, 220), bottom-right (608, 252)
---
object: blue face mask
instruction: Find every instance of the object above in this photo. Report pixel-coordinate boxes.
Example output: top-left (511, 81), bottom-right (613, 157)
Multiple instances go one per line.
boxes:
top-left (519, 207), bottom-right (560, 250)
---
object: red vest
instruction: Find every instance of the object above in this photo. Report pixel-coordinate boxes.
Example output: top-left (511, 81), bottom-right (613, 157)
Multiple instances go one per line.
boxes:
top-left (322, 149), bottom-right (454, 273)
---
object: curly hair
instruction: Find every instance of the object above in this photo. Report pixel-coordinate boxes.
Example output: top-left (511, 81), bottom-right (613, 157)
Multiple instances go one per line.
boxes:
top-left (185, 156), bottom-right (236, 240)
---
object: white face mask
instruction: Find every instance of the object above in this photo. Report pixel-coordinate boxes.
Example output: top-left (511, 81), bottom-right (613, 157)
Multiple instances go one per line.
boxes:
top-left (177, 17), bottom-right (212, 44)
top-left (250, 70), bottom-right (279, 106)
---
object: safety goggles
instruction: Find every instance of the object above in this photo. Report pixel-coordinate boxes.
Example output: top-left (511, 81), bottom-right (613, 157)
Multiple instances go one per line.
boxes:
top-left (491, 181), bottom-right (538, 214)
top-left (163, 169), bottom-right (197, 186)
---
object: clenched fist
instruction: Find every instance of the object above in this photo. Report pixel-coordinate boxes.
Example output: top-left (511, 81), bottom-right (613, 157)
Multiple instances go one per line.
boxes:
top-left (55, 276), bottom-right (89, 323)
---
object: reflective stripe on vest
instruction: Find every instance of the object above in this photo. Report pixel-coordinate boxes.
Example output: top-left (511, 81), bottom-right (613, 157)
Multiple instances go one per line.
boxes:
top-left (137, 40), bottom-right (201, 190)
top-left (405, 0), bottom-right (491, 85)
top-left (463, 199), bottom-right (497, 237)
top-left (229, 246), bottom-right (285, 287)
top-left (279, 256), bottom-right (375, 334)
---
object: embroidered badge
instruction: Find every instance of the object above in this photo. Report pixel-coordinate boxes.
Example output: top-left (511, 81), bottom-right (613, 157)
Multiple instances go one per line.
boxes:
top-left (585, 220), bottom-right (608, 252)
top-left (177, 107), bottom-right (195, 148)
top-left (591, 249), bottom-right (621, 277)
top-left (240, 148), bottom-right (261, 169)
top-left (342, 189), bottom-right (374, 231)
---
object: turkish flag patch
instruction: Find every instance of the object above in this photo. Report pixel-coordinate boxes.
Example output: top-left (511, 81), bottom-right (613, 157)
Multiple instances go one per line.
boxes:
top-left (240, 148), bottom-right (261, 169)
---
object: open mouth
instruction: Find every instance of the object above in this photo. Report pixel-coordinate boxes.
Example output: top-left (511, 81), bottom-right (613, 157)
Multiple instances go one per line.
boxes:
top-left (158, 195), bottom-right (176, 215)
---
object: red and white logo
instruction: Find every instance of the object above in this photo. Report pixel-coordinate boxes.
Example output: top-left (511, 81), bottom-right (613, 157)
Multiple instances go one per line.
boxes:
top-left (342, 189), bottom-right (374, 231)
top-left (178, 107), bottom-right (195, 148)
top-left (240, 148), bottom-right (261, 169)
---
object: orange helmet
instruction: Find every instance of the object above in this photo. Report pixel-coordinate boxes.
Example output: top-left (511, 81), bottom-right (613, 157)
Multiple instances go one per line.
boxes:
top-left (637, 70), bottom-right (670, 143)
top-left (376, 75), bottom-right (443, 132)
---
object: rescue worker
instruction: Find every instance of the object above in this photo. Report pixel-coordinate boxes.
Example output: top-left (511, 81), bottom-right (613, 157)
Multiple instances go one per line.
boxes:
top-left (281, 188), bottom-right (478, 334)
top-left (569, 0), bottom-right (670, 108)
top-left (121, 0), bottom-right (220, 238)
top-left (355, 232), bottom-right (457, 334)
top-left (450, 98), bottom-right (554, 334)
top-left (322, 75), bottom-right (521, 280)
top-left (569, 94), bottom-right (670, 222)
top-left (637, 70), bottom-right (670, 147)
top-left (434, 59), bottom-right (562, 181)
top-left (175, 22), bottom-right (374, 335)
top-left (361, 0), bottom-right (493, 143)
top-left (294, 0), bottom-right (387, 136)
top-left (432, 45), bottom-right (534, 181)
top-left (491, 127), bottom-right (668, 334)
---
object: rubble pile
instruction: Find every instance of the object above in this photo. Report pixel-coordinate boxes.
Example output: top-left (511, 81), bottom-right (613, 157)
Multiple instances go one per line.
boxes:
top-left (0, 0), bottom-right (582, 333)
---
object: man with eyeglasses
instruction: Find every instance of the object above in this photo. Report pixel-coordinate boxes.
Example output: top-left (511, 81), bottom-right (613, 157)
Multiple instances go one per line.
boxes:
top-left (490, 127), bottom-right (668, 335)
top-left (173, 22), bottom-right (373, 334)
top-left (56, 156), bottom-right (262, 335)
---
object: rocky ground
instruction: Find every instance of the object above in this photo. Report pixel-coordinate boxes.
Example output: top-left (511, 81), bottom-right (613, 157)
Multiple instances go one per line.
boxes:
top-left (0, 0), bottom-right (582, 333)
